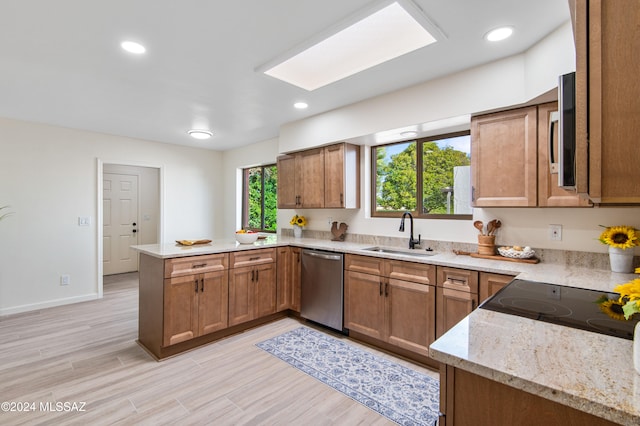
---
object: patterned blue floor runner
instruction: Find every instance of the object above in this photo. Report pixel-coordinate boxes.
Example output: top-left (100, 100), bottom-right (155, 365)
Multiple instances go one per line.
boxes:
top-left (256, 326), bottom-right (439, 426)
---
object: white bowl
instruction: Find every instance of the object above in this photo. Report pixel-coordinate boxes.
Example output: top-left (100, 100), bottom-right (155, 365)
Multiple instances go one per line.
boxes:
top-left (497, 246), bottom-right (535, 259)
top-left (235, 233), bottom-right (258, 244)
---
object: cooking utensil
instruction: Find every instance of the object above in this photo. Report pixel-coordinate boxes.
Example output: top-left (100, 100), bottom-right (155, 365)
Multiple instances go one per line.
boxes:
top-left (487, 219), bottom-right (496, 236)
top-left (492, 220), bottom-right (502, 235)
top-left (473, 220), bottom-right (484, 235)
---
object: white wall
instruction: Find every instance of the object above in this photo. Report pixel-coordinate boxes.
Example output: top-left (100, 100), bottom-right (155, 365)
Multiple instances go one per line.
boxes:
top-left (0, 117), bottom-right (223, 314)
top-left (220, 138), bottom-right (280, 236)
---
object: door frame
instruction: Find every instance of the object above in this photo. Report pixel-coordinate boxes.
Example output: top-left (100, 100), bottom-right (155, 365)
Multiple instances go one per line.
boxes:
top-left (96, 158), bottom-right (164, 298)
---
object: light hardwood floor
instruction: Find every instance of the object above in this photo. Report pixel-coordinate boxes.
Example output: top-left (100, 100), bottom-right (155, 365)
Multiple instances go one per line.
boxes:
top-left (0, 273), bottom-right (438, 425)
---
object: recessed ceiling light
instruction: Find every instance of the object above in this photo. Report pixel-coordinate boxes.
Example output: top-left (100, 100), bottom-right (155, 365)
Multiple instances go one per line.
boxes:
top-left (485, 27), bottom-right (513, 42)
top-left (294, 102), bottom-right (308, 109)
top-left (400, 131), bottom-right (418, 138)
top-left (121, 41), bottom-right (146, 54)
top-left (260, 1), bottom-right (443, 91)
top-left (187, 129), bottom-right (213, 140)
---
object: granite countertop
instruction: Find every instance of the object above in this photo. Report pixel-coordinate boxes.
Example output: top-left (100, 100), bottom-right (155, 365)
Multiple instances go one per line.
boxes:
top-left (133, 236), bottom-right (639, 424)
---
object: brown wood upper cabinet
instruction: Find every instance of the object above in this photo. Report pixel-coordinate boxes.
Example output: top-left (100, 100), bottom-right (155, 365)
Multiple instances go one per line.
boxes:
top-left (344, 254), bottom-right (436, 356)
top-left (573, 0), bottom-right (640, 204)
top-left (471, 103), bottom-right (590, 207)
top-left (277, 143), bottom-right (360, 209)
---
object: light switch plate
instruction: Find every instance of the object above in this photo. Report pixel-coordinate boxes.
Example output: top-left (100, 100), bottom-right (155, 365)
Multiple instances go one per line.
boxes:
top-left (78, 216), bottom-right (91, 226)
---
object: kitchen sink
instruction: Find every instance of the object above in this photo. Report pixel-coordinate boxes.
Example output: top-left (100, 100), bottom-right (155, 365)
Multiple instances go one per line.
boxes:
top-left (361, 246), bottom-right (436, 257)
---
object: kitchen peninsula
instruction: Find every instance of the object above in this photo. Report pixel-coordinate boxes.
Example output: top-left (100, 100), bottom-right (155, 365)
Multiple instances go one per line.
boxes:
top-left (133, 236), bottom-right (639, 425)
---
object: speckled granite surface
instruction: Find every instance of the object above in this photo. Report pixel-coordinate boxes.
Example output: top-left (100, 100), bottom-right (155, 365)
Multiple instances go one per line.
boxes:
top-left (133, 234), bottom-right (640, 425)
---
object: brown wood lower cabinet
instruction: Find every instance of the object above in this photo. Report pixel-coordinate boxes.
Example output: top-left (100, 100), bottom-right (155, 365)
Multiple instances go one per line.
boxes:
top-left (440, 366), bottom-right (616, 426)
top-left (276, 246), bottom-right (301, 312)
top-left (229, 262), bottom-right (276, 326)
top-left (436, 267), bottom-right (478, 339)
top-left (344, 254), bottom-right (436, 357)
top-left (163, 270), bottom-right (228, 346)
top-left (479, 272), bottom-right (514, 303)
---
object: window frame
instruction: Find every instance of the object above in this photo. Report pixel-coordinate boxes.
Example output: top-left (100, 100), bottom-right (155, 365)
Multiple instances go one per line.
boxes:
top-left (370, 130), bottom-right (472, 220)
top-left (242, 163), bottom-right (277, 233)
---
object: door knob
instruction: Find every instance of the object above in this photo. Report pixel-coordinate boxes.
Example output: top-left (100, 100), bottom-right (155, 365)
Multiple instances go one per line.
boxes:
top-left (133, 229), bottom-right (137, 233)
top-left (132, 222), bottom-right (137, 226)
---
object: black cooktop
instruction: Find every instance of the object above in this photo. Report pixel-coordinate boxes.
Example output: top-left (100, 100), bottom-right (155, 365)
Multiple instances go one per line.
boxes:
top-left (479, 279), bottom-right (640, 340)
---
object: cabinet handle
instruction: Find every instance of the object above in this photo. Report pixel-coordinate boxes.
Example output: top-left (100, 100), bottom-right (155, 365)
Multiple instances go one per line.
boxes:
top-left (194, 279), bottom-right (199, 293)
top-left (385, 282), bottom-right (389, 297)
top-left (249, 256), bottom-right (260, 261)
top-left (193, 263), bottom-right (207, 268)
top-left (449, 278), bottom-right (467, 286)
top-left (200, 278), bottom-right (204, 292)
top-left (471, 186), bottom-right (475, 202)
top-left (340, 193), bottom-right (344, 206)
top-left (379, 281), bottom-right (383, 296)
top-left (251, 270), bottom-right (255, 282)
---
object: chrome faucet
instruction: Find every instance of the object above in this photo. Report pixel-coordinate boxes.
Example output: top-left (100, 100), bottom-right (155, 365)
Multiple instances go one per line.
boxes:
top-left (399, 212), bottom-right (421, 249)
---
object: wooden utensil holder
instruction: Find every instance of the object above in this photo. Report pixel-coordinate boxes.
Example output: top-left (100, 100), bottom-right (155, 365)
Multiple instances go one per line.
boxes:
top-left (478, 235), bottom-right (496, 255)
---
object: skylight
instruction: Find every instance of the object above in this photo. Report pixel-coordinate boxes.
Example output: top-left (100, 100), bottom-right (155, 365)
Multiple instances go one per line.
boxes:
top-left (261, 0), bottom-right (440, 91)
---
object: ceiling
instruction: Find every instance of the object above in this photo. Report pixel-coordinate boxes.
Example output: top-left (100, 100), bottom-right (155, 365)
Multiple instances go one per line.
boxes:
top-left (0, 1), bottom-right (570, 151)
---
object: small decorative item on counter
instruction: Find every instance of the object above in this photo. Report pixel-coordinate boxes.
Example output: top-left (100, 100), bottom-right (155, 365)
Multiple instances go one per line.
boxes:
top-left (331, 221), bottom-right (348, 241)
top-left (475, 219), bottom-right (501, 255)
top-left (597, 268), bottom-right (640, 373)
top-left (497, 246), bottom-right (535, 259)
top-left (290, 215), bottom-right (307, 238)
top-left (598, 225), bottom-right (639, 273)
top-left (235, 229), bottom-right (258, 244)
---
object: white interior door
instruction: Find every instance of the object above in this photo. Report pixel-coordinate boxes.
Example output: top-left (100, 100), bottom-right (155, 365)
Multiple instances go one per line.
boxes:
top-left (103, 173), bottom-right (139, 275)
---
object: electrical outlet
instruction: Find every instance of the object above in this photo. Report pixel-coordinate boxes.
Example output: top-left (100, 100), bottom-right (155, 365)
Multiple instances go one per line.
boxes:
top-left (60, 275), bottom-right (70, 286)
top-left (78, 216), bottom-right (90, 226)
top-left (549, 224), bottom-right (562, 241)
top-left (327, 217), bottom-right (333, 226)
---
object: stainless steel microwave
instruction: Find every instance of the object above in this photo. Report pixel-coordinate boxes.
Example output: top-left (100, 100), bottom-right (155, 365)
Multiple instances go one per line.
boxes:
top-left (549, 72), bottom-right (576, 189)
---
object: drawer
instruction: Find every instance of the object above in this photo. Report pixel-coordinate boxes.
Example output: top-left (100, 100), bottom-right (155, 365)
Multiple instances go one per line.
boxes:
top-left (230, 248), bottom-right (276, 268)
top-left (436, 266), bottom-right (479, 294)
top-left (164, 253), bottom-right (229, 278)
top-left (387, 260), bottom-right (435, 285)
top-left (345, 254), bottom-right (385, 276)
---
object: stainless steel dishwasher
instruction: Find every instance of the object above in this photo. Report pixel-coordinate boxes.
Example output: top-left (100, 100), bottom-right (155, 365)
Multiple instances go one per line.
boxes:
top-left (300, 249), bottom-right (344, 332)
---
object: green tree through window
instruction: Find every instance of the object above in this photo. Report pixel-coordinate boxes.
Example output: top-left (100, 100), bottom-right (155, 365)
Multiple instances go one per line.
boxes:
top-left (373, 132), bottom-right (471, 218)
top-left (243, 164), bottom-right (277, 232)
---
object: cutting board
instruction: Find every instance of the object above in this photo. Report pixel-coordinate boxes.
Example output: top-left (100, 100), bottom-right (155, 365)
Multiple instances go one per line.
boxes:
top-left (453, 250), bottom-right (539, 264)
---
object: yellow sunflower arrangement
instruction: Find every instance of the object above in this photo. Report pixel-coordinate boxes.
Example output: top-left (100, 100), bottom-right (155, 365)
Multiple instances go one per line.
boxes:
top-left (290, 215), bottom-right (307, 227)
top-left (599, 267), bottom-right (640, 320)
top-left (598, 225), bottom-right (639, 249)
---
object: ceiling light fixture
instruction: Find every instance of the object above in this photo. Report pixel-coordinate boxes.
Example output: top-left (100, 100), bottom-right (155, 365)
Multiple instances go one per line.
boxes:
top-left (294, 102), bottom-right (308, 109)
top-left (485, 27), bottom-right (513, 42)
top-left (400, 130), bottom-right (418, 138)
top-left (187, 129), bottom-right (213, 140)
top-left (121, 41), bottom-right (146, 54)
top-left (259, 0), bottom-right (445, 91)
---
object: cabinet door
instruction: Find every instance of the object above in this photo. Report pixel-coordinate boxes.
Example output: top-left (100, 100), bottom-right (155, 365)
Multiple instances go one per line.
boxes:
top-left (386, 278), bottom-right (435, 357)
top-left (583, 0), bottom-right (640, 204)
top-left (471, 106), bottom-right (538, 207)
top-left (276, 247), bottom-right (292, 312)
top-left (228, 266), bottom-right (253, 326)
top-left (198, 270), bottom-right (229, 336)
top-left (537, 102), bottom-right (591, 207)
top-left (291, 247), bottom-right (301, 312)
top-left (298, 148), bottom-right (325, 208)
top-left (254, 263), bottom-right (276, 319)
top-left (324, 144), bottom-right (345, 208)
top-left (344, 270), bottom-right (385, 340)
top-left (436, 287), bottom-right (478, 339)
top-left (163, 275), bottom-right (198, 346)
top-left (277, 154), bottom-right (297, 208)
top-left (479, 272), bottom-right (514, 304)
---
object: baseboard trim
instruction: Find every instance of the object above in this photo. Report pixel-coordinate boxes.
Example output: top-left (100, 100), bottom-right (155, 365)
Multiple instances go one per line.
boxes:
top-left (0, 293), bottom-right (100, 316)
